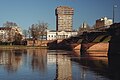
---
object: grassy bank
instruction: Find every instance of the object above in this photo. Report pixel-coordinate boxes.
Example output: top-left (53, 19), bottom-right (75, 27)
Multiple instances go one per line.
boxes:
top-left (0, 45), bottom-right (48, 49)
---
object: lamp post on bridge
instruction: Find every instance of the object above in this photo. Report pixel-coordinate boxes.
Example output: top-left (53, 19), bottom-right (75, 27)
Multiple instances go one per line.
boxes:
top-left (113, 5), bottom-right (117, 24)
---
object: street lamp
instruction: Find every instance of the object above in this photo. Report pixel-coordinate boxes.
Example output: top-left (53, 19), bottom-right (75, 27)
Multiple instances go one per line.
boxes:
top-left (113, 5), bottom-right (117, 23)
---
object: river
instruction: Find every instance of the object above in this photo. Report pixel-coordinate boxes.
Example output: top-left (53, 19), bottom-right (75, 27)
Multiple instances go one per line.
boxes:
top-left (0, 49), bottom-right (119, 80)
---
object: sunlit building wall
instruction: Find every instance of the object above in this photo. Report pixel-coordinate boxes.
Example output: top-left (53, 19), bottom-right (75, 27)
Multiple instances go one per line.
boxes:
top-left (95, 17), bottom-right (113, 29)
top-left (47, 30), bottom-right (77, 40)
top-left (55, 6), bottom-right (74, 31)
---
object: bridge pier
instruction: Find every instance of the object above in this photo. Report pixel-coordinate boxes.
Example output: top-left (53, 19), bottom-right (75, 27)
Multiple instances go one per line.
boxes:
top-left (108, 23), bottom-right (120, 80)
top-left (80, 32), bottom-right (109, 57)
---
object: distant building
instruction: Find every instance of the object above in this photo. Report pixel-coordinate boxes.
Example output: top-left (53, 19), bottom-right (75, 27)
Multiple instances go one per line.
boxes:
top-left (47, 30), bottom-right (77, 40)
top-left (47, 30), bottom-right (56, 40)
top-left (0, 26), bottom-right (23, 42)
top-left (55, 6), bottom-right (74, 31)
top-left (79, 22), bottom-right (90, 34)
top-left (95, 17), bottom-right (113, 29)
top-left (81, 22), bottom-right (88, 29)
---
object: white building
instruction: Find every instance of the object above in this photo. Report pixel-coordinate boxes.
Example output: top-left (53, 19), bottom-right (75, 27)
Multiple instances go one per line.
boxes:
top-left (47, 30), bottom-right (78, 40)
top-left (47, 30), bottom-right (56, 40)
top-left (95, 17), bottom-right (113, 29)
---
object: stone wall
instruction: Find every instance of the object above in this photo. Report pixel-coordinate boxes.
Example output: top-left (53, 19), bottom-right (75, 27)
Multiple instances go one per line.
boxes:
top-left (27, 40), bottom-right (48, 46)
top-left (87, 43), bottom-right (109, 51)
top-left (80, 42), bottom-right (109, 57)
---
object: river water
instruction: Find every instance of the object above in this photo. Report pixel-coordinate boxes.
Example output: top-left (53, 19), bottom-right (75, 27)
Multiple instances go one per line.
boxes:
top-left (0, 49), bottom-right (119, 80)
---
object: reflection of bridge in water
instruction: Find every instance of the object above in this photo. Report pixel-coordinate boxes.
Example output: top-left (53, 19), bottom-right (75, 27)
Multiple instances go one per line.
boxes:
top-left (71, 56), bottom-right (109, 79)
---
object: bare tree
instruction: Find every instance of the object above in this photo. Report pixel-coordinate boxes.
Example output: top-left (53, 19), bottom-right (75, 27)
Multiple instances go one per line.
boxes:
top-left (38, 22), bottom-right (48, 40)
top-left (7, 28), bottom-right (14, 44)
top-left (23, 29), bottom-right (28, 40)
top-left (0, 35), bottom-right (3, 42)
top-left (29, 22), bottom-right (48, 46)
top-left (29, 24), bottom-right (39, 40)
top-left (3, 21), bottom-right (22, 45)
top-left (14, 33), bottom-right (23, 45)
top-left (3, 21), bottom-right (17, 27)
top-left (3, 21), bottom-right (16, 45)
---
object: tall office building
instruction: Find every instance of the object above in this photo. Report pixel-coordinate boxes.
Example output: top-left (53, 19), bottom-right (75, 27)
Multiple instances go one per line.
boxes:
top-left (55, 6), bottom-right (74, 31)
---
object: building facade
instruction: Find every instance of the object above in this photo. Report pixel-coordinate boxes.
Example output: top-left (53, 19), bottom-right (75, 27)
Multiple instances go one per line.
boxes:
top-left (55, 6), bottom-right (74, 31)
top-left (47, 30), bottom-right (77, 40)
top-left (47, 30), bottom-right (57, 40)
top-left (0, 26), bottom-right (23, 42)
top-left (95, 17), bottom-right (113, 29)
top-left (79, 22), bottom-right (90, 34)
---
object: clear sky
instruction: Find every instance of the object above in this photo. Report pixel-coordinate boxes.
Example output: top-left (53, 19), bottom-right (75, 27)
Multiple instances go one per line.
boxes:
top-left (0, 0), bottom-right (120, 30)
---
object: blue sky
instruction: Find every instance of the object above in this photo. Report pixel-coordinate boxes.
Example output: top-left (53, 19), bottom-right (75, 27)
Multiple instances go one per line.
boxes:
top-left (0, 0), bottom-right (120, 30)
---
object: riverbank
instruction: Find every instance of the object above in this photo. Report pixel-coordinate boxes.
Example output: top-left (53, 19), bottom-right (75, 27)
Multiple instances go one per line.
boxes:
top-left (0, 45), bottom-right (48, 49)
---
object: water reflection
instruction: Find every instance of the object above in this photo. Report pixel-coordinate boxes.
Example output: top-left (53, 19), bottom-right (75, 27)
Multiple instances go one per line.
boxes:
top-left (0, 49), bottom-right (48, 80)
top-left (28, 49), bottom-right (47, 72)
top-left (0, 49), bottom-right (23, 73)
top-left (0, 49), bottom-right (117, 80)
top-left (55, 51), bottom-right (72, 80)
top-left (108, 53), bottom-right (120, 80)
top-left (71, 55), bottom-right (109, 80)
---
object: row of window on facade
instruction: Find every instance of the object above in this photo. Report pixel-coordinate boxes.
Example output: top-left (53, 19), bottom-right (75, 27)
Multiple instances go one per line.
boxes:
top-left (58, 16), bottom-right (72, 19)
top-left (47, 30), bottom-right (78, 40)
top-left (58, 20), bottom-right (72, 23)
top-left (48, 35), bottom-right (68, 40)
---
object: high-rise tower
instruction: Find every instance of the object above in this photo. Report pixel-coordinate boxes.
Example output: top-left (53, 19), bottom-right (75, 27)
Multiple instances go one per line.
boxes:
top-left (55, 6), bottom-right (74, 31)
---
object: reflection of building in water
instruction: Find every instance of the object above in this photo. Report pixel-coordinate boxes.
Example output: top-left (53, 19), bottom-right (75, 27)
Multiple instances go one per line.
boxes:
top-left (0, 49), bottom-right (22, 72)
top-left (56, 54), bottom-right (72, 80)
top-left (27, 49), bottom-right (47, 72)
top-left (0, 51), bottom-right (9, 64)
top-left (81, 66), bottom-right (87, 80)
top-left (47, 54), bottom-right (56, 64)
top-left (47, 51), bottom-right (72, 80)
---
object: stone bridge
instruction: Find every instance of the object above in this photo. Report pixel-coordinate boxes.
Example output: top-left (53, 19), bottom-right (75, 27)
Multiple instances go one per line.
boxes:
top-left (48, 23), bottom-right (120, 57)
top-left (81, 23), bottom-right (120, 57)
top-left (80, 31), bottom-right (110, 56)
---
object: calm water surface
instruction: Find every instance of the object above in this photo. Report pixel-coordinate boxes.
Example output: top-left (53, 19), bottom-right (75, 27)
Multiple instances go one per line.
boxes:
top-left (0, 49), bottom-right (113, 80)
